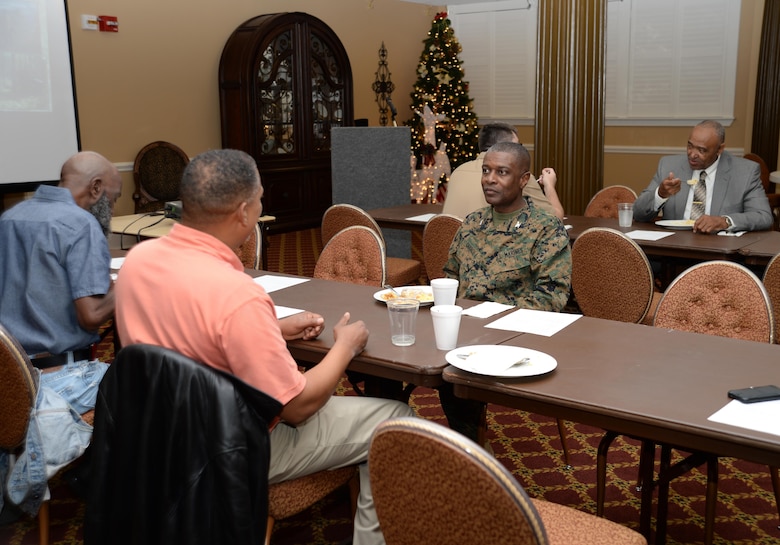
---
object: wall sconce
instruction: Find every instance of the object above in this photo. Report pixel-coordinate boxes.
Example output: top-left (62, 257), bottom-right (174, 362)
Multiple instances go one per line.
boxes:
top-left (372, 42), bottom-right (396, 126)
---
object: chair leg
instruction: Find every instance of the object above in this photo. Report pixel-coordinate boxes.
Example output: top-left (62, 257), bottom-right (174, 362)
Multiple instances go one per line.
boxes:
top-left (265, 516), bottom-right (275, 545)
top-left (596, 430), bottom-right (619, 517)
top-left (476, 403), bottom-right (488, 448)
top-left (348, 472), bottom-right (360, 520)
top-left (704, 456), bottom-right (718, 545)
top-left (770, 465), bottom-right (780, 530)
top-left (38, 500), bottom-right (50, 545)
top-left (556, 418), bottom-right (571, 468)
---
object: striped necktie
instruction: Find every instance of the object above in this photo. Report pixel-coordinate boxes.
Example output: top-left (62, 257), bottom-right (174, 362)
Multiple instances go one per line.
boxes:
top-left (691, 171), bottom-right (706, 220)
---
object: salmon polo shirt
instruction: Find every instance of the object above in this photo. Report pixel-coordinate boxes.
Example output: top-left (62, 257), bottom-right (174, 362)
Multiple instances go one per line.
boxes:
top-left (115, 223), bottom-right (306, 407)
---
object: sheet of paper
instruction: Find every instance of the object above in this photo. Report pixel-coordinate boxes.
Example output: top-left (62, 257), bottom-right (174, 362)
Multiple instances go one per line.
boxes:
top-left (708, 399), bottom-right (780, 437)
top-left (462, 301), bottom-right (515, 319)
top-left (254, 275), bottom-right (310, 293)
top-left (485, 309), bottom-right (582, 336)
top-left (405, 213), bottom-right (437, 222)
top-left (626, 230), bottom-right (674, 241)
top-left (275, 305), bottom-right (304, 319)
top-left (110, 257), bottom-right (125, 269)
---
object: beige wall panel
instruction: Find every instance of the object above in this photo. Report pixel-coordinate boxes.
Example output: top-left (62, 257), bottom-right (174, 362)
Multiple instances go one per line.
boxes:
top-left (67, 0), bottom-right (435, 214)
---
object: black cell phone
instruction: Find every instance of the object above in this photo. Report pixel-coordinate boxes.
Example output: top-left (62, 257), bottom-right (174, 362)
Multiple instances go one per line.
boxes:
top-left (727, 385), bottom-right (780, 404)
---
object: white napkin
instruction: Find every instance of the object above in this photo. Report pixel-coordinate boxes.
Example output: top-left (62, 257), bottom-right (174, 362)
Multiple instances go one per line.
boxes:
top-left (717, 230), bottom-right (746, 237)
top-left (708, 399), bottom-right (780, 436)
top-left (461, 301), bottom-right (514, 318)
top-left (626, 230), bottom-right (674, 241)
top-left (275, 305), bottom-right (304, 319)
top-left (405, 213), bottom-right (437, 222)
top-left (486, 308), bottom-right (582, 336)
top-left (254, 275), bottom-right (310, 293)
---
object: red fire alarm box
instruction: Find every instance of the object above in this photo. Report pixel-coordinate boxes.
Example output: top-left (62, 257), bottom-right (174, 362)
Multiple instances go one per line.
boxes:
top-left (98, 16), bottom-right (118, 32)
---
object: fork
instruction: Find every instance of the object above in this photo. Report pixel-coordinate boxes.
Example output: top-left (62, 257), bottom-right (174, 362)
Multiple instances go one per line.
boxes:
top-left (383, 284), bottom-right (400, 296)
top-left (456, 353), bottom-right (530, 370)
top-left (504, 357), bottom-right (530, 370)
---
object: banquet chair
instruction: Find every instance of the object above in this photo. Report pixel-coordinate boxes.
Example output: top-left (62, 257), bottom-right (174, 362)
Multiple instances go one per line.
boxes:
top-left (617, 261), bottom-right (776, 544)
top-left (321, 204), bottom-right (421, 286)
top-left (744, 152), bottom-right (780, 231)
top-left (265, 467), bottom-right (359, 545)
top-left (571, 227), bottom-right (661, 325)
top-left (368, 417), bottom-right (647, 545)
top-left (583, 185), bottom-right (637, 218)
top-left (574, 227), bottom-right (664, 510)
top-left (85, 344), bottom-right (282, 545)
top-left (0, 323), bottom-right (94, 545)
top-left (314, 225), bottom-right (387, 287)
top-left (422, 213), bottom-right (462, 280)
top-left (762, 252), bottom-right (780, 344)
top-left (234, 221), bottom-right (265, 270)
top-left (132, 141), bottom-right (189, 213)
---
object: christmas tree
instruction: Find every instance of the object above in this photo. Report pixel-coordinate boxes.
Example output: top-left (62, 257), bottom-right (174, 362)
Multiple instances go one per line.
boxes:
top-left (406, 12), bottom-right (479, 177)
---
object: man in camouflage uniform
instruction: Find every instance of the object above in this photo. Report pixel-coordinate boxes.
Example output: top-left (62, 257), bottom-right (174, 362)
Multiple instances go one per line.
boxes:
top-left (439, 141), bottom-right (572, 441)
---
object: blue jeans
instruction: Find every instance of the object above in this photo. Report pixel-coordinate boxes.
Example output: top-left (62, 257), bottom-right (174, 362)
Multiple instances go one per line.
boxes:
top-left (2, 377), bottom-right (93, 515)
top-left (40, 358), bottom-right (109, 414)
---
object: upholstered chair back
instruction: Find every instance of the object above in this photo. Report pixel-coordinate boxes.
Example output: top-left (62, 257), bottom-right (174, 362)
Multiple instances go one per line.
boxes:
top-left (314, 225), bottom-right (387, 287)
top-left (234, 222), bottom-right (264, 270)
top-left (572, 227), bottom-right (660, 324)
top-left (654, 261), bottom-right (773, 343)
top-left (422, 214), bottom-right (462, 281)
top-left (583, 185), bottom-right (637, 218)
top-left (369, 417), bottom-right (647, 545)
top-left (132, 141), bottom-right (189, 214)
top-left (762, 252), bottom-right (780, 344)
top-left (321, 204), bottom-right (420, 286)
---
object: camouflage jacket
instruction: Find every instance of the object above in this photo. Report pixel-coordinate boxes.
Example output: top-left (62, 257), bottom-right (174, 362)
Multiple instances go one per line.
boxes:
top-left (443, 199), bottom-right (572, 310)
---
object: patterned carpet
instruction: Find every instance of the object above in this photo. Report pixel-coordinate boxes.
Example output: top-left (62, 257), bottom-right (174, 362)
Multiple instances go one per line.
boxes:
top-left (2, 228), bottom-right (779, 544)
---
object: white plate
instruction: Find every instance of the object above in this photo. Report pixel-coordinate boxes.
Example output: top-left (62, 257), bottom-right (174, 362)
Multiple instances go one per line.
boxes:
top-left (446, 345), bottom-right (557, 378)
top-left (656, 219), bottom-right (695, 230)
top-left (373, 286), bottom-right (434, 306)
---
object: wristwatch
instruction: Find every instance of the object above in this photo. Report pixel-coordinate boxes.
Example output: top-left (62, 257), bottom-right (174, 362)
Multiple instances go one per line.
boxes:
top-left (723, 216), bottom-right (734, 229)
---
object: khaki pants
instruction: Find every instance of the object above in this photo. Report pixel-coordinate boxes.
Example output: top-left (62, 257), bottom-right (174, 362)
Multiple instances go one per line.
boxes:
top-left (269, 395), bottom-right (415, 545)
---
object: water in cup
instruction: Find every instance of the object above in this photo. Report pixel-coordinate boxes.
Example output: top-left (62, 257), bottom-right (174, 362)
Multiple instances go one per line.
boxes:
top-left (387, 298), bottom-right (420, 346)
top-left (617, 202), bottom-right (633, 228)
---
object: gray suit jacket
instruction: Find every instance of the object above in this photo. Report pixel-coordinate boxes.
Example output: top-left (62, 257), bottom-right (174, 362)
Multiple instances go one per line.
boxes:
top-left (633, 151), bottom-right (773, 231)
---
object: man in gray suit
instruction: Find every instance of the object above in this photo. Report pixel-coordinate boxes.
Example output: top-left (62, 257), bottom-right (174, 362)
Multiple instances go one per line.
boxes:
top-left (633, 120), bottom-right (772, 233)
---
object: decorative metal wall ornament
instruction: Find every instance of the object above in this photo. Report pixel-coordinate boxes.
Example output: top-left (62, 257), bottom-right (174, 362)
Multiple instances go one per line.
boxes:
top-left (372, 42), bottom-right (396, 126)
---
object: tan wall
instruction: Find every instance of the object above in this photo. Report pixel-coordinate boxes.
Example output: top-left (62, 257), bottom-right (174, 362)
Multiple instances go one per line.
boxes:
top-left (604, 0), bottom-right (766, 195)
top-left (66, 0), bottom-right (438, 215)
top-left (4, 1), bottom-right (769, 215)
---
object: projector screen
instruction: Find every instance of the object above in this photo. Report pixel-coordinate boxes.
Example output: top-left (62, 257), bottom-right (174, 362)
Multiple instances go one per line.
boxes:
top-left (0, 0), bottom-right (80, 190)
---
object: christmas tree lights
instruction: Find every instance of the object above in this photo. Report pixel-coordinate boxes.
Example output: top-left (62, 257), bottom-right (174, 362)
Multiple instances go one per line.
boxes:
top-left (406, 12), bottom-right (479, 203)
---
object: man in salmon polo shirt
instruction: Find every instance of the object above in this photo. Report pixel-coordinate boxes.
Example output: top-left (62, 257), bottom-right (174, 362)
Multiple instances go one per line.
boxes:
top-left (115, 149), bottom-right (414, 545)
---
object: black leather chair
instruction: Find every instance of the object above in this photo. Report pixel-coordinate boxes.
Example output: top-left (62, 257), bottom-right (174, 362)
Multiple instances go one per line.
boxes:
top-left (84, 344), bottom-right (282, 545)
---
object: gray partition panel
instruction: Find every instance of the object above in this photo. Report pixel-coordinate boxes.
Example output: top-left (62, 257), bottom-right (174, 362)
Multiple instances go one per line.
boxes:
top-left (332, 127), bottom-right (412, 259)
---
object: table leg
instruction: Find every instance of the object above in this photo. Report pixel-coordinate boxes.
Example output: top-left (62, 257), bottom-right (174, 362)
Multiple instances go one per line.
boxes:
top-left (654, 445), bottom-right (673, 544)
top-left (638, 440), bottom-right (656, 540)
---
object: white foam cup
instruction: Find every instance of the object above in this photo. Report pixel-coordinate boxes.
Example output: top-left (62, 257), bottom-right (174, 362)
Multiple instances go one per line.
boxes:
top-left (430, 304), bottom-right (463, 351)
top-left (430, 278), bottom-right (459, 306)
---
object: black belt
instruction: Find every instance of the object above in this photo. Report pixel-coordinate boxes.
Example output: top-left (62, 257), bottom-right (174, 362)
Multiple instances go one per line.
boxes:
top-left (30, 347), bottom-right (93, 370)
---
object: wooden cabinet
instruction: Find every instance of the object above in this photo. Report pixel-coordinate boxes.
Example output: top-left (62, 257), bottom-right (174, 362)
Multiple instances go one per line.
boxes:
top-left (219, 12), bottom-right (353, 233)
